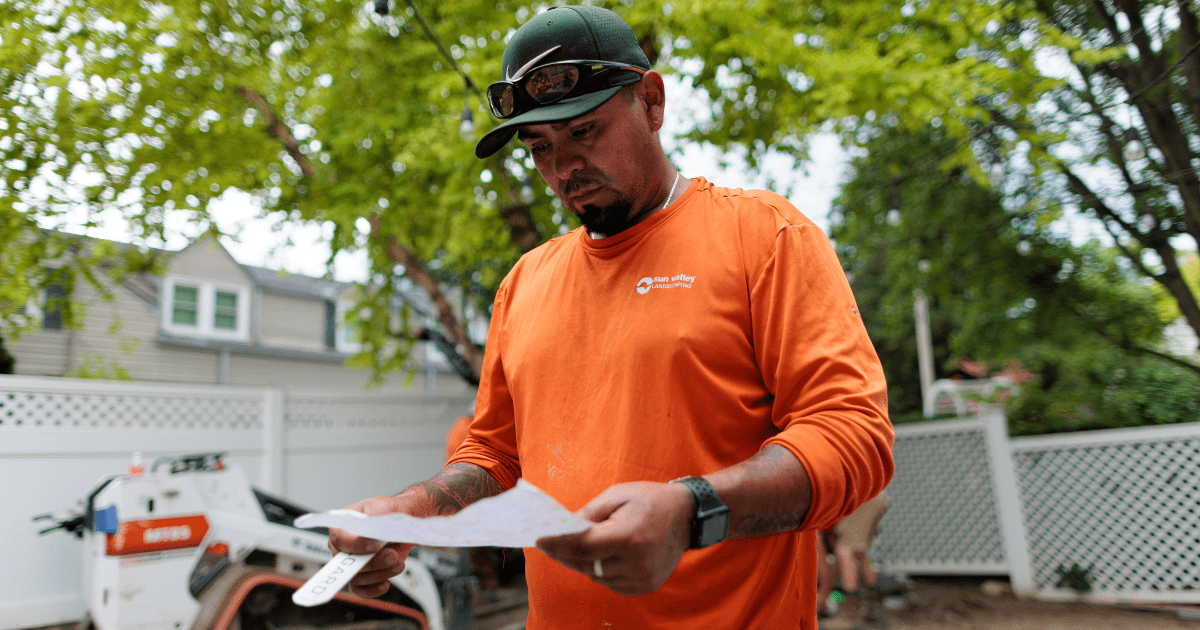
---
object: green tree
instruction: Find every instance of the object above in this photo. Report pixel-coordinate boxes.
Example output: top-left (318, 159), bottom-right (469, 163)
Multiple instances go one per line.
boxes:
top-left (1, 0), bottom-right (564, 382)
top-left (10, 0), bottom-right (1200, 391)
top-left (835, 125), bottom-right (1198, 432)
top-left (659, 0), bottom-right (1200, 369)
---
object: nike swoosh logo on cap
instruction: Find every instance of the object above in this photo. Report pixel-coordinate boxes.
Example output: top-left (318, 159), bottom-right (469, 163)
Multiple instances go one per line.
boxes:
top-left (505, 45), bottom-right (562, 82)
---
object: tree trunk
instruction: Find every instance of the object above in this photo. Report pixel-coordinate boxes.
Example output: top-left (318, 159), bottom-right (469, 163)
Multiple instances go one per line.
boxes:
top-left (0, 335), bottom-right (15, 374)
top-left (370, 217), bottom-right (485, 379)
top-left (489, 155), bottom-right (543, 254)
top-left (242, 85), bottom-right (484, 382)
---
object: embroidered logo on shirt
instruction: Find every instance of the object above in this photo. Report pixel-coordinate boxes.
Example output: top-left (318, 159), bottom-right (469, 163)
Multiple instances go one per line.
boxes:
top-left (636, 274), bottom-right (696, 294)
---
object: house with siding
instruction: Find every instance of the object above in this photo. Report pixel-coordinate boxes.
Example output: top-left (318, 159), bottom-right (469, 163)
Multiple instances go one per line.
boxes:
top-left (8, 235), bottom-right (473, 396)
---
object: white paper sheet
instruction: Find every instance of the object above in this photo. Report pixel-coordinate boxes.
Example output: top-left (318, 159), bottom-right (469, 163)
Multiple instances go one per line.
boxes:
top-left (293, 479), bottom-right (592, 548)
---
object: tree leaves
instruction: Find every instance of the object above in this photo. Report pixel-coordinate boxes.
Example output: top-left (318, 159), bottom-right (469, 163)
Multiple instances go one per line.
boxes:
top-left (8, 0), bottom-right (1200, 403)
top-left (835, 125), bottom-right (1197, 431)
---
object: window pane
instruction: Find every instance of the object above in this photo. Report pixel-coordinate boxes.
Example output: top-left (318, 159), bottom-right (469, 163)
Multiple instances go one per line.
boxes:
top-left (43, 283), bottom-right (66, 330)
top-left (325, 301), bottom-right (337, 349)
top-left (214, 290), bottom-right (238, 330)
top-left (172, 285), bottom-right (198, 326)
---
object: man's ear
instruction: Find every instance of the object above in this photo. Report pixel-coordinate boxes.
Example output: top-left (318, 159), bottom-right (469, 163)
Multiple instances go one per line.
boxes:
top-left (637, 71), bottom-right (667, 132)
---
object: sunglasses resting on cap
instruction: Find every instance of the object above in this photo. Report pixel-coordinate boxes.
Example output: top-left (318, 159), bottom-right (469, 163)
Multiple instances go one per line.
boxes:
top-left (474, 5), bottom-right (652, 159)
top-left (487, 60), bottom-right (647, 119)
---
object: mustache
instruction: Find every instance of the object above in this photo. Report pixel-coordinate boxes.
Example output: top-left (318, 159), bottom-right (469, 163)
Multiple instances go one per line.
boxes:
top-left (562, 171), bottom-right (608, 197)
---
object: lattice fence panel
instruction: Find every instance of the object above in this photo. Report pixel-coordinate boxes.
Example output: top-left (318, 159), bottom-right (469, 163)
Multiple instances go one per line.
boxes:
top-left (874, 421), bottom-right (1007, 572)
top-left (286, 394), bottom-right (464, 430)
top-left (0, 388), bottom-right (263, 431)
top-left (1015, 436), bottom-right (1200, 594)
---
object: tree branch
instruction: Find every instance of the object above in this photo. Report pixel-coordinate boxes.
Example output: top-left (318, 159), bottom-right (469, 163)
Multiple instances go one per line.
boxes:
top-left (239, 84), bottom-right (482, 382)
top-left (489, 154), bottom-right (543, 254)
top-left (1175, 0), bottom-right (1200, 126)
top-left (1058, 161), bottom-right (1200, 340)
top-left (234, 86), bottom-right (317, 179)
top-left (1064, 300), bottom-right (1200, 376)
top-left (369, 216), bottom-right (484, 379)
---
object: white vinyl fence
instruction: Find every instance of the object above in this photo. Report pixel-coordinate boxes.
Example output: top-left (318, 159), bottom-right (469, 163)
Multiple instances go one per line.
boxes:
top-left (876, 407), bottom-right (1200, 605)
top-left (7, 373), bottom-right (1199, 627)
top-left (0, 374), bottom-right (473, 630)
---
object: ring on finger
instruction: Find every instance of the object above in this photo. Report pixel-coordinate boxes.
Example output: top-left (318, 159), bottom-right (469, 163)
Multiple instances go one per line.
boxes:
top-left (593, 558), bottom-right (604, 578)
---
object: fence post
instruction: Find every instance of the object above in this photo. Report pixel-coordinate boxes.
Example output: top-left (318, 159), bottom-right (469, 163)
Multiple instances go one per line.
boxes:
top-left (262, 388), bottom-right (286, 495)
top-left (981, 405), bottom-right (1036, 595)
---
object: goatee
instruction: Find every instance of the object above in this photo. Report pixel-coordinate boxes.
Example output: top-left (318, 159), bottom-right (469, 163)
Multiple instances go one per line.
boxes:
top-left (577, 198), bottom-right (636, 238)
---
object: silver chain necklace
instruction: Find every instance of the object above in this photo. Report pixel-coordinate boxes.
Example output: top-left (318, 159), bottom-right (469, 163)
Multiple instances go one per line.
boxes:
top-left (588, 172), bottom-right (683, 240)
top-left (662, 172), bottom-right (681, 211)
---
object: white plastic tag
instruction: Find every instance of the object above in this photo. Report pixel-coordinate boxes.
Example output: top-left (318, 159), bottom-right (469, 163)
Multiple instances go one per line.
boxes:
top-left (292, 551), bottom-right (377, 607)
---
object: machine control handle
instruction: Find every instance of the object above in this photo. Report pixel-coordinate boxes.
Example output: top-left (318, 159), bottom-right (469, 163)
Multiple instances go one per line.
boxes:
top-left (292, 551), bottom-right (378, 607)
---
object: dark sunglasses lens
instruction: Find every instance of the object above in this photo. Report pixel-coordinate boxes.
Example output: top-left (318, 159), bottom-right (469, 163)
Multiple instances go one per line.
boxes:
top-left (488, 83), bottom-right (516, 117)
top-left (525, 64), bottom-right (580, 103)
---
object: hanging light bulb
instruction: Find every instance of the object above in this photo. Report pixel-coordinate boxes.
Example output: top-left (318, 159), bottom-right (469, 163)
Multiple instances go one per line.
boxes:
top-left (1123, 139), bottom-right (1146, 162)
top-left (460, 102), bottom-right (475, 142)
top-left (517, 170), bottom-right (534, 204)
top-left (1122, 128), bottom-right (1145, 162)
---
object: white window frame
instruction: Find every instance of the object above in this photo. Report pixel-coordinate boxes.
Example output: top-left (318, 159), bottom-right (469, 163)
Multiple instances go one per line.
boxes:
top-left (161, 275), bottom-right (251, 342)
top-left (170, 283), bottom-right (201, 328)
top-left (212, 288), bottom-right (240, 332)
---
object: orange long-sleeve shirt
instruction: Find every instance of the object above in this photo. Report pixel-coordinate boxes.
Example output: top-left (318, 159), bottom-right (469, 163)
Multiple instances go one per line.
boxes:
top-left (448, 178), bottom-right (893, 629)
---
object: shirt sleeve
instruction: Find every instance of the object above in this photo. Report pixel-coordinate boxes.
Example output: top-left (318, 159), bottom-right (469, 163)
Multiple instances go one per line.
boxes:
top-left (445, 282), bottom-right (523, 490)
top-left (752, 221), bottom-right (894, 531)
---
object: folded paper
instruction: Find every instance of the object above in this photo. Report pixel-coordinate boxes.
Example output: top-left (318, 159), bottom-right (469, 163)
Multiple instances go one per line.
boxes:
top-left (294, 479), bottom-right (591, 548)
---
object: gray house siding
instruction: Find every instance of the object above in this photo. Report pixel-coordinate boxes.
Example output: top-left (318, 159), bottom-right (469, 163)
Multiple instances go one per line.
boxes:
top-left (8, 327), bottom-right (70, 376)
top-left (7, 235), bottom-right (473, 395)
top-left (259, 292), bottom-right (326, 352)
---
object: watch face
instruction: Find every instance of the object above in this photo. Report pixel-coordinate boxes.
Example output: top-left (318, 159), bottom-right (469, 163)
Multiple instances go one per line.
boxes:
top-left (699, 511), bottom-right (730, 547)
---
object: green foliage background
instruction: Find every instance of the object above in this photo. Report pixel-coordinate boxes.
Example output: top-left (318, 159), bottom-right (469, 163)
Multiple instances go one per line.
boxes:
top-left (3, 0), bottom-right (1199, 429)
top-left (834, 126), bottom-right (1199, 433)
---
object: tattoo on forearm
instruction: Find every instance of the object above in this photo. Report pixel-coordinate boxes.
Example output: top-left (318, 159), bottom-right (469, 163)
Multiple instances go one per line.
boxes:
top-left (728, 445), bottom-right (812, 538)
top-left (417, 463), bottom-right (504, 516)
top-left (734, 507), bottom-right (808, 538)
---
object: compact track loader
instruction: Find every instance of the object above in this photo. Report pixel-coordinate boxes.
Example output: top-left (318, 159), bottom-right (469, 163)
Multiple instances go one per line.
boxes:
top-left (36, 453), bottom-right (447, 630)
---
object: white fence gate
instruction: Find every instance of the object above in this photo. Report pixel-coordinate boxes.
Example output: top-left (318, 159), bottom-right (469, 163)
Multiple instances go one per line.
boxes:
top-left (876, 407), bottom-right (1200, 605)
top-left (0, 375), bottom-right (473, 630)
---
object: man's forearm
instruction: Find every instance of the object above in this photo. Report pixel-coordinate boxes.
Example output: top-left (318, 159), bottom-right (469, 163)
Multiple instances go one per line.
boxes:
top-left (705, 444), bottom-right (812, 538)
top-left (399, 462), bottom-right (505, 517)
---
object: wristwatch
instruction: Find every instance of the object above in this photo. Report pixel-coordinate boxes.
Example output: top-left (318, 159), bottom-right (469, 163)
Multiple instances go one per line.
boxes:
top-left (671, 476), bottom-right (730, 549)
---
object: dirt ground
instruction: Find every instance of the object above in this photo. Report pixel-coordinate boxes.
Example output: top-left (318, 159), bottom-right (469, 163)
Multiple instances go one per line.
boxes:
top-left (876, 577), bottom-right (1200, 630)
top-left (471, 575), bottom-right (1200, 630)
top-left (27, 576), bottom-right (1200, 630)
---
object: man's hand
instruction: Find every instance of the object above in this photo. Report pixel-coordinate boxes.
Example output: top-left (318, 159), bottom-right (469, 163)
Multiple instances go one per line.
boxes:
top-left (535, 481), bottom-right (693, 596)
top-left (327, 495), bottom-right (414, 598)
top-left (327, 462), bottom-right (504, 598)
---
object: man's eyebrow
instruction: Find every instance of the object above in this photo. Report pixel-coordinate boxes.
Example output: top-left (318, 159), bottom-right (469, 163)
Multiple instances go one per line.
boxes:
top-left (517, 117), bottom-right (595, 142)
top-left (516, 128), bottom-right (544, 141)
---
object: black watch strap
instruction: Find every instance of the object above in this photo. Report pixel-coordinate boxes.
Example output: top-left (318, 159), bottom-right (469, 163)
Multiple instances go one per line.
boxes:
top-left (675, 476), bottom-right (722, 512)
top-left (671, 475), bottom-right (730, 548)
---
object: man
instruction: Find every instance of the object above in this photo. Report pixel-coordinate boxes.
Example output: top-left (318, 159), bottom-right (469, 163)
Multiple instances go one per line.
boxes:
top-left (331, 6), bottom-right (893, 629)
top-left (825, 491), bottom-right (892, 629)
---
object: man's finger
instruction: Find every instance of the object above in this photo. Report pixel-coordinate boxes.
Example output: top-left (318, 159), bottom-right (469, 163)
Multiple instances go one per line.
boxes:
top-left (349, 581), bottom-right (391, 599)
top-left (293, 551), bottom-right (377, 606)
top-left (328, 529), bottom-right (385, 555)
top-left (352, 562), bottom-right (407, 587)
top-left (535, 530), bottom-right (589, 561)
top-left (363, 546), bottom-right (404, 571)
top-left (573, 489), bottom-right (629, 523)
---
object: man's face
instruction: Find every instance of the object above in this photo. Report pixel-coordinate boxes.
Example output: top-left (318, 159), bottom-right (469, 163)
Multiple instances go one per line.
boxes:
top-left (516, 84), bottom-right (664, 237)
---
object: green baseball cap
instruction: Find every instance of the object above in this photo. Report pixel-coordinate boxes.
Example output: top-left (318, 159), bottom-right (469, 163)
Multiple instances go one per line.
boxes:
top-left (475, 5), bottom-right (651, 159)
